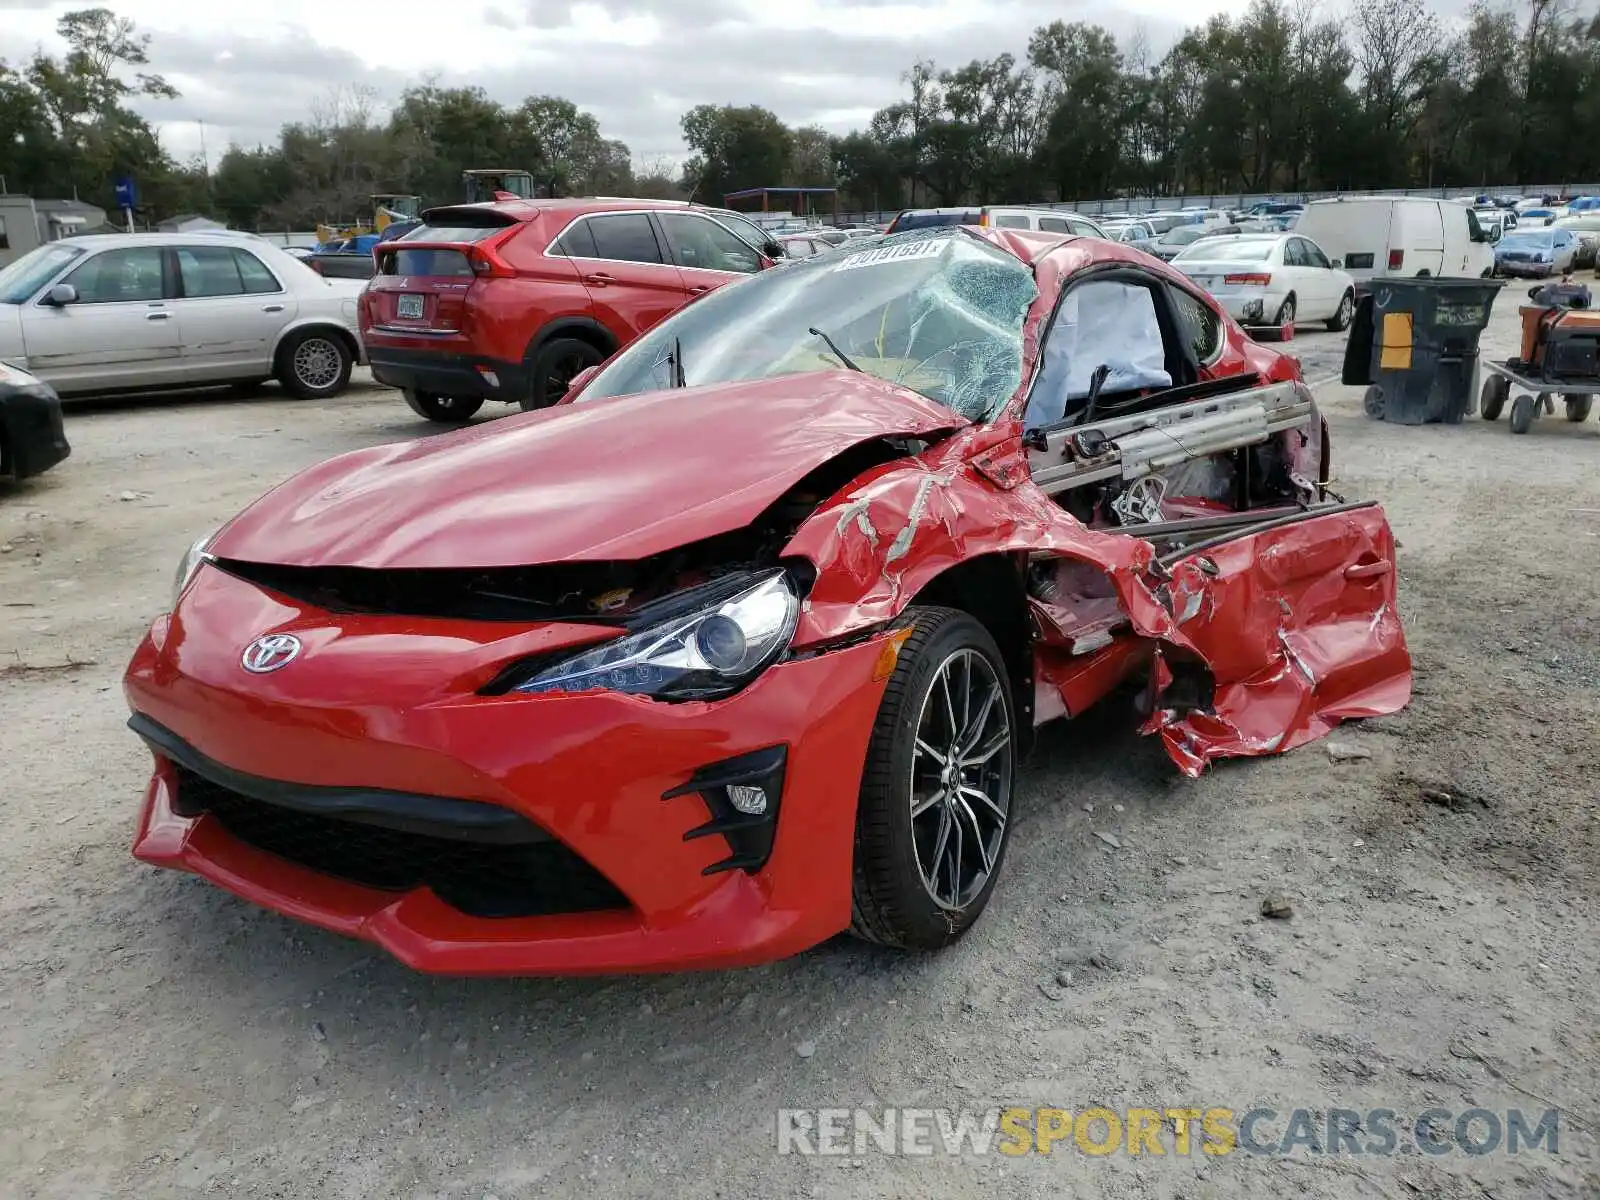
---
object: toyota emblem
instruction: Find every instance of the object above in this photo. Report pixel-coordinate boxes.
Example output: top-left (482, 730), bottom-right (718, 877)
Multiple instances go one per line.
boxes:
top-left (241, 633), bottom-right (302, 674)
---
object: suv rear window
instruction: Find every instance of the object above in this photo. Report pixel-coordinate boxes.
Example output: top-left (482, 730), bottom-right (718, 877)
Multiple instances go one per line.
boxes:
top-left (889, 210), bottom-right (981, 232)
top-left (383, 248), bottom-right (476, 277)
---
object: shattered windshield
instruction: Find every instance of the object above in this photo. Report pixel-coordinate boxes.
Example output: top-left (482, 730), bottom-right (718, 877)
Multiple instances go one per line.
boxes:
top-left (577, 228), bottom-right (1039, 422)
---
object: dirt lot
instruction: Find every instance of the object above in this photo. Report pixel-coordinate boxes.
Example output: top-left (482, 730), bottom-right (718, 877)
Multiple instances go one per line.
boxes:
top-left (2, 312), bottom-right (1597, 1200)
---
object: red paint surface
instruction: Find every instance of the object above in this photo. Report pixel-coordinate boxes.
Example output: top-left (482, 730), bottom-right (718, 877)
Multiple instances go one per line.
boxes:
top-left (207, 372), bottom-right (966, 569)
top-left (127, 567), bottom-right (893, 974)
top-left (127, 229), bottom-right (1413, 974)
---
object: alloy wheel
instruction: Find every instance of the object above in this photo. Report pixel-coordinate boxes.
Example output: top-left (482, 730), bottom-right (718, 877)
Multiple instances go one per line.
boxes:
top-left (908, 648), bottom-right (1012, 910)
top-left (292, 337), bottom-right (342, 391)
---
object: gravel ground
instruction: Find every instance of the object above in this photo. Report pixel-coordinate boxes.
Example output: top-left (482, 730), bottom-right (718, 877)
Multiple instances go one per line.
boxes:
top-left (1, 311), bottom-right (1596, 1200)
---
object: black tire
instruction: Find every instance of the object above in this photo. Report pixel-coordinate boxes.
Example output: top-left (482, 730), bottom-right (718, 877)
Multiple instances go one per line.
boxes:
top-left (1480, 376), bottom-right (1509, 421)
top-left (523, 337), bottom-right (605, 412)
top-left (276, 328), bottom-right (353, 399)
top-left (1510, 393), bottom-right (1534, 434)
top-left (849, 607), bottom-right (1018, 951)
top-left (227, 378), bottom-right (271, 396)
top-left (1564, 394), bottom-right (1593, 423)
top-left (1325, 290), bottom-right (1355, 332)
top-left (402, 390), bottom-right (484, 423)
top-left (1417, 269), bottom-right (1433, 277)
top-left (1363, 385), bottom-right (1385, 420)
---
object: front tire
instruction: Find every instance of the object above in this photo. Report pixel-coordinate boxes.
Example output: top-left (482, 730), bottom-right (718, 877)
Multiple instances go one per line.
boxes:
top-left (1564, 394), bottom-right (1593, 423)
top-left (1481, 376), bottom-right (1509, 421)
top-left (277, 329), bottom-right (353, 399)
top-left (850, 608), bottom-right (1017, 951)
top-left (523, 337), bottom-right (605, 412)
top-left (1326, 290), bottom-right (1354, 332)
top-left (402, 390), bottom-right (484, 423)
top-left (1510, 393), bottom-right (1535, 434)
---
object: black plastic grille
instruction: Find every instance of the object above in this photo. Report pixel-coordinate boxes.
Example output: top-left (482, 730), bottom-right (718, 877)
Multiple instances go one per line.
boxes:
top-left (174, 767), bottom-right (629, 919)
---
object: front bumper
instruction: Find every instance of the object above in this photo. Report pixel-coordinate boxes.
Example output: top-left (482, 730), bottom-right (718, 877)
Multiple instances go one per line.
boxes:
top-left (0, 377), bottom-right (71, 479)
top-left (1497, 261), bottom-right (1554, 278)
top-left (365, 346), bottom-right (527, 405)
top-left (124, 568), bottom-right (892, 975)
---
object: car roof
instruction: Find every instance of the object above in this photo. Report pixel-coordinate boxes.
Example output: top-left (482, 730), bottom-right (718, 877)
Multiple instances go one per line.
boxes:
top-left (26, 231), bottom-right (287, 250)
top-left (423, 197), bottom-right (724, 223)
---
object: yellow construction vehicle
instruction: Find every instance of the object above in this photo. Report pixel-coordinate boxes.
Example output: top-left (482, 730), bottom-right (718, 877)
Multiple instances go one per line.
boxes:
top-left (315, 193), bottom-right (422, 246)
top-left (463, 170), bottom-right (537, 204)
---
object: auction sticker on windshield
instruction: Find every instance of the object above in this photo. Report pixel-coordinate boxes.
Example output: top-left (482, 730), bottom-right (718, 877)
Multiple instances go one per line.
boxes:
top-left (834, 239), bottom-right (949, 272)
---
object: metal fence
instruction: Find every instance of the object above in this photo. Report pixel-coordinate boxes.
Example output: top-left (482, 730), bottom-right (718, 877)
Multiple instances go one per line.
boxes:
top-left (826, 184), bottom-right (1600, 227)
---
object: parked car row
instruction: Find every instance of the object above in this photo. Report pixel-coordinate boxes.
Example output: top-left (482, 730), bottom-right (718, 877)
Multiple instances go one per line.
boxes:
top-left (3, 187), bottom-right (1582, 430)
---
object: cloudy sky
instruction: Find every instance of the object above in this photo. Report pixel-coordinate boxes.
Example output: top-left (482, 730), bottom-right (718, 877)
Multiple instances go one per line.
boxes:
top-left (0, 0), bottom-right (1430, 169)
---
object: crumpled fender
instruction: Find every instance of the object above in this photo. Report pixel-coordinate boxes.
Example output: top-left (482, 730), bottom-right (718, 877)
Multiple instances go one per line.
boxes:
top-left (782, 424), bottom-right (1411, 776)
top-left (784, 424), bottom-right (1178, 649)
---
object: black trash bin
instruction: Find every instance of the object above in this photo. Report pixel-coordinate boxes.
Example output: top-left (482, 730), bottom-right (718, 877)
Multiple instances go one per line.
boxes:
top-left (1341, 277), bottom-right (1505, 425)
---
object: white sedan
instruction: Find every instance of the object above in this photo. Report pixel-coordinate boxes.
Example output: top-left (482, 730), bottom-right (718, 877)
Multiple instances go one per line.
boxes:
top-left (0, 231), bottom-right (365, 400)
top-left (1172, 232), bottom-right (1357, 333)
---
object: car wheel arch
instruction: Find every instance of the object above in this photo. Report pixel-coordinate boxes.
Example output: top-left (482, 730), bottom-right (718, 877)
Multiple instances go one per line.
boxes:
top-left (902, 553), bottom-right (1036, 749)
top-left (272, 320), bottom-right (361, 369)
top-left (524, 317), bottom-right (618, 368)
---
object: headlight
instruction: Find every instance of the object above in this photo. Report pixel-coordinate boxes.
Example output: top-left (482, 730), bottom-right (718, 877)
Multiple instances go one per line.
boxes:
top-left (514, 569), bottom-right (801, 700)
top-left (173, 534), bottom-right (214, 607)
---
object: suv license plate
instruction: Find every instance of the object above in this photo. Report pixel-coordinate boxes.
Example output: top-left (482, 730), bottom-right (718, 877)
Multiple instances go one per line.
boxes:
top-left (397, 294), bottom-right (424, 318)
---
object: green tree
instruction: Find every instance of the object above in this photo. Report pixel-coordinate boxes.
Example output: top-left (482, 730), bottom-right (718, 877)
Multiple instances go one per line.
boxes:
top-left (680, 104), bottom-right (793, 202)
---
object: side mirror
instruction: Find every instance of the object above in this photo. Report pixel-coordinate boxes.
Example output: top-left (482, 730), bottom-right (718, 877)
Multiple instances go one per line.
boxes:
top-left (561, 365), bottom-right (601, 402)
top-left (44, 283), bottom-right (77, 306)
top-left (763, 240), bottom-right (786, 260)
top-left (1329, 256), bottom-right (1343, 268)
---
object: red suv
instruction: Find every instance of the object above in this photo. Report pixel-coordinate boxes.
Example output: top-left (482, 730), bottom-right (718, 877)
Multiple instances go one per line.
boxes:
top-left (360, 199), bottom-right (783, 422)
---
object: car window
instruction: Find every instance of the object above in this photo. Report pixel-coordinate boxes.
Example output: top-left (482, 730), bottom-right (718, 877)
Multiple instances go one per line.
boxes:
top-left (63, 246), bottom-right (166, 304)
top-left (1067, 218), bottom-right (1100, 236)
top-left (552, 219), bottom-right (600, 258)
top-left (1026, 277), bottom-right (1173, 430)
top-left (657, 213), bottom-right (763, 274)
top-left (584, 214), bottom-right (664, 265)
top-left (234, 250), bottom-right (282, 293)
top-left (0, 244), bottom-right (83, 303)
top-left (1301, 239), bottom-right (1332, 269)
top-left (176, 245), bottom-right (247, 297)
top-left (993, 213), bottom-right (1030, 229)
top-left (1038, 217), bottom-right (1069, 234)
top-left (1168, 287), bottom-right (1224, 364)
top-left (707, 210), bottom-right (771, 251)
top-left (1281, 239), bottom-right (1306, 267)
top-left (579, 229), bottom-right (1038, 422)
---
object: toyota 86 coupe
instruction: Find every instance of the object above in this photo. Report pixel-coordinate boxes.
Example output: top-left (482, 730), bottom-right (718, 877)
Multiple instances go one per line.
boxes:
top-left (124, 227), bottom-right (1412, 975)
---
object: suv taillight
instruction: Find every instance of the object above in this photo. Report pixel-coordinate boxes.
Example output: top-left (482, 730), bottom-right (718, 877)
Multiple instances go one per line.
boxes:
top-left (468, 247), bottom-right (514, 277)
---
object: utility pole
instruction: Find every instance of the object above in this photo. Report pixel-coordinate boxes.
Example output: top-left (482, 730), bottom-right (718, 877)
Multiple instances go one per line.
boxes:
top-left (198, 120), bottom-right (210, 176)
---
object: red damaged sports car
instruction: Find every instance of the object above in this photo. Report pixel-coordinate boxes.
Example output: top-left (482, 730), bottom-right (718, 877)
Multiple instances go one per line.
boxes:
top-left (125, 227), bottom-right (1411, 974)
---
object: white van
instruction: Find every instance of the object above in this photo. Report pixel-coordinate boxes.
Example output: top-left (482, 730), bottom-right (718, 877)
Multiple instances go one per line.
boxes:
top-left (1294, 197), bottom-right (1495, 285)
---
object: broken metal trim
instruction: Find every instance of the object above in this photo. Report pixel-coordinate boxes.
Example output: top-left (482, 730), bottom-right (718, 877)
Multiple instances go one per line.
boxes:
top-left (1027, 380), bottom-right (1314, 496)
top-left (1153, 500), bottom-right (1382, 569)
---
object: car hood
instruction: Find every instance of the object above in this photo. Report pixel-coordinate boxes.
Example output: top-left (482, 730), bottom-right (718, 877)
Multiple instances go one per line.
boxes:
top-left (207, 371), bottom-right (970, 569)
